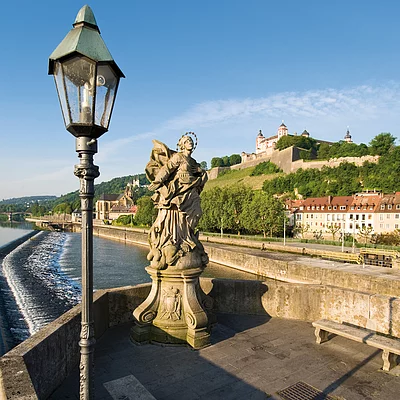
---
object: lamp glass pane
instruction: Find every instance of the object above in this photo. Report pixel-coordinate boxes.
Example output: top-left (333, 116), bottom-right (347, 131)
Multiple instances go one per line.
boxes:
top-left (54, 61), bottom-right (70, 126)
top-left (62, 57), bottom-right (96, 124)
top-left (95, 65), bottom-right (118, 129)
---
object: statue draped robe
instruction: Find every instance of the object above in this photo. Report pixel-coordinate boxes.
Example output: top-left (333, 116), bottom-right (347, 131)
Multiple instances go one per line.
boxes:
top-left (146, 140), bottom-right (208, 270)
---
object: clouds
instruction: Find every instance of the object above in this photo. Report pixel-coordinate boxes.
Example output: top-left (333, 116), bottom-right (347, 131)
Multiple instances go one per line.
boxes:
top-left (3, 82), bottom-right (400, 199)
top-left (164, 83), bottom-right (400, 130)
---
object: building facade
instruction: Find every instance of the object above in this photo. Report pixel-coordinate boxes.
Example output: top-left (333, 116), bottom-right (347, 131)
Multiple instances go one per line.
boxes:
top-left (286, 191), bottom-right (400, 237)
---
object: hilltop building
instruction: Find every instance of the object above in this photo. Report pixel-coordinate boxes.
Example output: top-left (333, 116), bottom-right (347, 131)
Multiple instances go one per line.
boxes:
top-left (256, 123), bottom-right (314, 154)
top-left (254, 122), bottom-right (336, 157)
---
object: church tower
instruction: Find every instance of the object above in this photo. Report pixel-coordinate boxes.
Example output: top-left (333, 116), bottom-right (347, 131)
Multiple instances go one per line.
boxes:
top-left (344, 127), bottom-right (353, 143)
top-left (256, 129), bottom-right (265, 153)
top-left (277, 122), bottom-right (288, 139)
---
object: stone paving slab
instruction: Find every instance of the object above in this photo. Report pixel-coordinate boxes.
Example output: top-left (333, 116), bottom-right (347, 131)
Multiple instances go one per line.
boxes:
top-left (50, 314), bottom-right (400, 399)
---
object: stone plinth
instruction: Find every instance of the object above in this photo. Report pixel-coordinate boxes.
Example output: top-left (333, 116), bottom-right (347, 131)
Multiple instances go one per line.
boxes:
top-left (131, 266), bottom-right (211, 349)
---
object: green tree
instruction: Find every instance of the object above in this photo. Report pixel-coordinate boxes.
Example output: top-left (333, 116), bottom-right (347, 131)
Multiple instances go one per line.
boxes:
top-left (200, 161), bottom-right (208, 170)
top-left (369, 133), bottom-right (396, 155)
top-left (251, 161), bottom-right (281, 176)
top-left (134, 196), bottom-right (157, 226)
top-left (53, 202), bottom-right (72, 215)
top-left (229, 154), bottom-right (242, 166)
top-left (240, 192), bottom-right (284, 237)
top-left (211, 157), bottom-right (224, 168)
top-left (222, 156), bottom-right (230, 167)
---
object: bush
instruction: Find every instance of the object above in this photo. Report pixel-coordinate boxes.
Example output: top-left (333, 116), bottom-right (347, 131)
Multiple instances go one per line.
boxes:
top-left (251, 161), bottom-right (281, 176)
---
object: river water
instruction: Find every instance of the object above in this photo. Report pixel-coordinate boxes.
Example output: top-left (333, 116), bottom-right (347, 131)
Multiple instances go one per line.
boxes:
top-left (0, 223), bottom-right (259, 355)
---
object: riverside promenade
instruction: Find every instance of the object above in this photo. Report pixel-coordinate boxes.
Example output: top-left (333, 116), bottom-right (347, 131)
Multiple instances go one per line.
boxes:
top-left (3, 225), bottom-right (400, 399)
top-left (50, 313), bottom-right (400, 400)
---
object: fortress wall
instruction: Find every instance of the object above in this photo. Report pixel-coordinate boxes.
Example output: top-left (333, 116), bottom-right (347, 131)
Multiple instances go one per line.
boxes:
top-left (208, 151), bottom-right (380, 180)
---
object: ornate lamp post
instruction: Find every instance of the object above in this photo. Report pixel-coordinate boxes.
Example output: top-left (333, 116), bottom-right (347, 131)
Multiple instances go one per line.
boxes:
top-left (48, 6), bottom-right (124, 399)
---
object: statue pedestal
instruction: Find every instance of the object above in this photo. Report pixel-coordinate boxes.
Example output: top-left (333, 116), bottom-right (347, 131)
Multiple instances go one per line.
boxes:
top-left (131, 266), bottom-right (211, 349)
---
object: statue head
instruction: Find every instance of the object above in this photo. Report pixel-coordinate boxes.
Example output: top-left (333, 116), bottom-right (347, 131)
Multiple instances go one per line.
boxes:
top-left (177, 131), bottom-right (197, 152)
top-left (178, 135), bottom-right (193, 151)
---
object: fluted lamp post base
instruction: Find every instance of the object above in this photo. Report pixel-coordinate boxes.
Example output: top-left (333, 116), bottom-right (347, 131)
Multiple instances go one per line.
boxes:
top-left (131, 266), bottom-right (212, 349)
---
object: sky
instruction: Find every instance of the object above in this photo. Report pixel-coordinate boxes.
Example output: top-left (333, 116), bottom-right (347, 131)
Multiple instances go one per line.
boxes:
top-left (1, 0), bottom-right (400, 199)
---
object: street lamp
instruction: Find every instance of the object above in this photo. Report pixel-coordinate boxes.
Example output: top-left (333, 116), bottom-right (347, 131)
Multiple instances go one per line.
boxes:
top-left (48, 5), bottom-right (124, 399)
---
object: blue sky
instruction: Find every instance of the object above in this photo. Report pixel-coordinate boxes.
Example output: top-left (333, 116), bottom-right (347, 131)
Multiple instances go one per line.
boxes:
top-left (1, 0), bottom-right (400, 199)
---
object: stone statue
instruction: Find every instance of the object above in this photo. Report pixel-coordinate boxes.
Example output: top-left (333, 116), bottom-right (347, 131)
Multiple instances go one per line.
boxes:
top-left (146, 132), bottom-right (209, 270)
top-left (131, 132), bottom-right (212, 349)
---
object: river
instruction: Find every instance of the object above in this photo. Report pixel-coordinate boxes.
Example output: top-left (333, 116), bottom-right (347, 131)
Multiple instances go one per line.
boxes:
top-left (0, 223), bottom-right (259, 356)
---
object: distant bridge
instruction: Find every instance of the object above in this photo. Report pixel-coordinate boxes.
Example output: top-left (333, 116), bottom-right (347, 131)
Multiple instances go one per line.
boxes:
top-left (0, 212), bottom-right (31, 221)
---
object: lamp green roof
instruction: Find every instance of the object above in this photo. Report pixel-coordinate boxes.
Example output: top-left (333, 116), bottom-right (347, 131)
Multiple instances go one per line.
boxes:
top-left (48, 5), bottom-right (124, 78)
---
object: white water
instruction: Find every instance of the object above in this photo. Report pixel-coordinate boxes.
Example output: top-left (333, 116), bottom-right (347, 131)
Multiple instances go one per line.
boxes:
top-left (2, 231), bottom-right (81, 338)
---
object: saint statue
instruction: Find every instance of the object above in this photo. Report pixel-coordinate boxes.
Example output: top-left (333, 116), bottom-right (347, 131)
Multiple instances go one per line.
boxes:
top-left (146, 132), bottom-right (208, 270)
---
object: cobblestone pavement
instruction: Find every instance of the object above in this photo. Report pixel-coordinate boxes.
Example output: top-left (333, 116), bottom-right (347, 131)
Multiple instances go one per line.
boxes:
top-left (51, 315), bottom-right (400, 399)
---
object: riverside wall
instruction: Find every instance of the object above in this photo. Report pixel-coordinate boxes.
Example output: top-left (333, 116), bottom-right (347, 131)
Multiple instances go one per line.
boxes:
top-left (1, 277), bottom-right (400, 398)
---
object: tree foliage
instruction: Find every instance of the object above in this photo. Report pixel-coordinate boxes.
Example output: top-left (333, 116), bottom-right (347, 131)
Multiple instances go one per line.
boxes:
top-left (251, 161), bottom-right (281, 176)
top-left (199, 185), bottom-right (284, 236)
top-left (276, 135), bottom-right (317, 152)
top-left (369, 133), bottom-right (396, 156)
top-left (210, 154), bottom-right (241, 168)
top-left (240, 191), bottom-right (284, 237)
top-left (134, 196), bottom-right (157, 227)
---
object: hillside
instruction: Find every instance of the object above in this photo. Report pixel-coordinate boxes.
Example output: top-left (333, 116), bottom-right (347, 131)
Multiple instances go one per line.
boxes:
top-left (0, 195), bottom-right (56, 206)
top-left (51, 174), bottom-right (149, 207)
top-left (204, 166), bottom-right (282, 191)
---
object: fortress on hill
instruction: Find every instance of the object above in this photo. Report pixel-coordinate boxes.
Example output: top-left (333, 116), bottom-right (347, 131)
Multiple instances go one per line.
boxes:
top-left (208, 122), bottom-right (379, 179)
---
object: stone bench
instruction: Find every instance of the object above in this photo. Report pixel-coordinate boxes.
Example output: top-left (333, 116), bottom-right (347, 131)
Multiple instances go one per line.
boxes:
top-left (312, 319), bottom-right (400, 371)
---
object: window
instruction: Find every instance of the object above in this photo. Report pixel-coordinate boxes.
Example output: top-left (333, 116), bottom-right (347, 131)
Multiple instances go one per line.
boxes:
top-left (316, 206), bottom-right (320, 210)
top-left (368, 214), bottom-right (372, 219)
top-left (386, 224), bottom-right (390, 229)
top-left (355, 215), bottom-right (359, 220)
top-left (396, 204), bottom-right (400, 210)
top-left (387, 214), bottom-right (391, 219)
top-left (388, 205), bottom-right (393, 210)
top-left (300, 206), bottom-right (304, 210)
top-left (312, 206), bottom-right (315, 210)
top-left (328, 206), bottom-right (332, 210)
top-left (380, 214), bottom-right (384, 221)
top-left (370, 206), bottom-right (374, 210)
top-left (357, 206), bottom-right (361, 210)
top-left (310, 214), bottom-right (313, 219)
top-left (351, 206), bottom-right (355, 210)
top-left (396, 214), bottom-right (400, 219)
top-left (380, 224), bottom-right (384, 229)
top-left (340, 206), bottom-right (346, 210)
top-left (307, 206), bottom-right (311, 210)
top-left (333, 206), bottom-right (337, 210)
top-left (349, 223), bottom-right (353, 229)
top-left (395, 224), bottom-right (399, 229)
top-left (321, 206), bottom-right (325, 210)
top-left (350, 214), bottom-right (353, 220)
top-left (381, 204), bottom-right (385, 210)
top-left (332, 215), bottom-right (336, 221)
top-left (327, 214), bottom-right (331, 221)
top-left (362, 214), bottom-right (365, 220)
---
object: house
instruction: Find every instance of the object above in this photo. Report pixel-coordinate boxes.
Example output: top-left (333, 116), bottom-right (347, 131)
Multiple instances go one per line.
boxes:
top-left (286, 191), bottom-right (400, 237)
